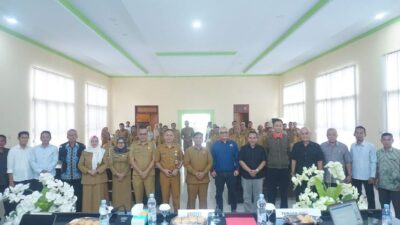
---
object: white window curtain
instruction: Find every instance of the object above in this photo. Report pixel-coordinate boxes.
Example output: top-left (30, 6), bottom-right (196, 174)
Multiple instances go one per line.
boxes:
top-left (386, 50), bottom-right (400, 148)
top-left (315, 66), bottom-right (356, 147)
top-left (283, 82), bottom-right (305, 127)
top-left (32, 68), bottom-right (75, 146)
top-left (85, 83), bottom-right (107, 144)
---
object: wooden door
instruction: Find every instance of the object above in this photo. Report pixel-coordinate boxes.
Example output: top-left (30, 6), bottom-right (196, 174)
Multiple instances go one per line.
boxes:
top-left (135, 105), bottom-right (159, 129)
top-left (233, 104), bottom-right (249, 126)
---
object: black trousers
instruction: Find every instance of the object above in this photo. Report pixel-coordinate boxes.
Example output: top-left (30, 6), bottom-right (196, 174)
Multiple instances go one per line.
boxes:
top-left (266, 168), bottom-right (289, 208)
top-left (62, 179), bottom-right (82, 212)
top-left (378, 188), bottom-right (400, 219)
top-left (30, 179), bottom-right (43, 192)
top-left (215, 171), bottom-right (237, 212)
top-left (155, 168), bottom-right (162, 204)
top-left (352, 178), bottom-right (375, 209)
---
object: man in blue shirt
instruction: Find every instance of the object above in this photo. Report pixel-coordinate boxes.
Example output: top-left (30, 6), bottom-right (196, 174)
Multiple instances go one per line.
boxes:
top-left (30, 131), bottom-right (59, 191)
top-left (350, 126), bottom-right (376, 209)
top-left (211, 127), bottom-right (239, 212)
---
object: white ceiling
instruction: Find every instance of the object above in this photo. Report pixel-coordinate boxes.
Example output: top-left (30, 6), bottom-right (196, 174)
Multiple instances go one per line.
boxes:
top-left (0, 0), bottom-right (399, 77)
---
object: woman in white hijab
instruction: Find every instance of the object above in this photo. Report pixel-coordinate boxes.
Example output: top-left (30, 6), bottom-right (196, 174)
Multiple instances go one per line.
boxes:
top-left (78, 136), bottom-right (108, 212)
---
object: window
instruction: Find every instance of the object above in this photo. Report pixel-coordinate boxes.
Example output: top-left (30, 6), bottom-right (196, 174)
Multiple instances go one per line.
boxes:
top-left (315, 65), bottom-right (356, 147)
top-left (283, 82), bottom-right (305, 127)
top-left (385, 50), bottom-right (400, 147)
top-left (32, 67), bottom-right (75, 146)
top-left (85, 83), bottom-right (107, 143)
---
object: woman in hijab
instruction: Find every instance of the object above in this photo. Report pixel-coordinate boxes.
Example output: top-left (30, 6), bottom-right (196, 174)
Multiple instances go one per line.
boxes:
top-left (78, 136), bottom-right (108, 212)
top-left (109, 137), bottom-right (132, 209)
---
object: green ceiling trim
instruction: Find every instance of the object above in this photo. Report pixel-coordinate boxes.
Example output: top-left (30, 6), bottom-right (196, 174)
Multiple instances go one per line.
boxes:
top-left (156, 51), bottom-right (237, 57)
top-left (110, 73), bottom-right (280, 78)
top-left (242, 0), bottom-right (329, 73)
top-left (282, 15), bottom-right (400, 75)
top-left (58, 0), bottom-right (148, 74)
top-left (0, 25), bottom-right (109, 77)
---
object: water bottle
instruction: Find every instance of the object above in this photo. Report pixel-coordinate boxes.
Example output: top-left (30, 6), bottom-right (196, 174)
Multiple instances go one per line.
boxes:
top-left (382, 204), bottom-right (392, 225)
top-left (99, 199), bottom-right (109, 225)
top-left (147, 193), bottom-right (157, 225)
top-left (257, 194), bottom-right (267, 225)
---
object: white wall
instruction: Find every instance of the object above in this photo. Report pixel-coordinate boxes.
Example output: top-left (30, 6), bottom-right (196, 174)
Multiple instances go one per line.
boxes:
top-left (280, 21), bottom-right (400, 146)
top-left (0, 30), bottom-right (110, 146)
top-left (110, 76), bottom-right (280, 130)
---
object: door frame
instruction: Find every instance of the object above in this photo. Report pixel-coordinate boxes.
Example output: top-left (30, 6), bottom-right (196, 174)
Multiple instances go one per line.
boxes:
top-left (177, 109), bottom-right (215, 130)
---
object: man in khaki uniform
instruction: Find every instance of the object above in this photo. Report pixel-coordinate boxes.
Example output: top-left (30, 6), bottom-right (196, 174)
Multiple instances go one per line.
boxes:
top-left (247, 121), bottom-right (256, 133)
top-left (115, 123), bottom-right (130, 142)
top-left (239, 122), bottom-right (248, 148)
top-left (156, 125), bottom-right (168, 146)
top-left (228, 121), bottom-right (237, 136)
top-left (129, 127), bottom-right (155, 204)
top-left (155, 129), bottom-right (183, 213)
top-left (171, 123), bottom-right (181, 145)
top-left (181, 120), bottom-right (195, 151)
top-left (184, 132), bottom-right (213, 209)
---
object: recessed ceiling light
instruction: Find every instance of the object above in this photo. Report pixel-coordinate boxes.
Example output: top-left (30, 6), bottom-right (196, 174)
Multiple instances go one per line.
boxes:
top-left (4, 16), bottom-right (18, 25)
top-left (192, 20), bottom-right (202, 29)
top-left (374, 12), bottom-right (386, 20)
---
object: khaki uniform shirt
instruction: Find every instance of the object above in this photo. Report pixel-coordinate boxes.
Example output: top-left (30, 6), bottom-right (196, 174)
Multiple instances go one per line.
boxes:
top-left (184, 146), bottom-right (213, 184)
top-left (238, 131), bottom-right (247, 147)
top-left (181, 127), bottom-right (195, 142)
top-left (109, 150), bottom-right (131, 176)
top-left (78, 151), bottom-right (108, 184)
top-left (129, 134), bottom-right (139, 146)
top-left (172, 129), bottom-right (181, 144)
top-left (155, 144), bottom-right (183, 171)
top-left (129, 141), bottom-right (156, 176)
top-left (115, 129), bottom-right (130, 141)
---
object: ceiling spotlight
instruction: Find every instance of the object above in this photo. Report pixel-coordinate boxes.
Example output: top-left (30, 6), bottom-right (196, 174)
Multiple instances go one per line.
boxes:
top-left (374, 12), bottom-right (386, 20)
top-left (192, 20), bottom-right (202, 29)
top-left (4, 16), bottom-right (18, 25)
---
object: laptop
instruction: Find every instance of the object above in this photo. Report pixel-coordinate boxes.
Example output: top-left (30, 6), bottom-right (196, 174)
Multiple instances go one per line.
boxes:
top-left (328, 200), bottom-right (363, 225)
top-left (20, 213), bottom-right (57, 225)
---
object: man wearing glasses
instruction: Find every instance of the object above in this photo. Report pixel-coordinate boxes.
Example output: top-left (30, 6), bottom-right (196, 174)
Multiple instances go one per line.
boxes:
top-left (129, 127), bottom-right (156, 204)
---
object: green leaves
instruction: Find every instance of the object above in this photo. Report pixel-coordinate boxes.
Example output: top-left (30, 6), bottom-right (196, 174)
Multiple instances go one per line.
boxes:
top-left (314, 178), bottom-right (326, 197)
top-left (34, 187), bottom-right (53, 212)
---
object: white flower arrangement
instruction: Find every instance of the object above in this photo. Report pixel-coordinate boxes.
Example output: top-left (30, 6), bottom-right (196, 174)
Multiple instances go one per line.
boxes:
top-left (291, 162), bottom-right (367, 211)
top-left (0, 173), bottom-right (77, 225)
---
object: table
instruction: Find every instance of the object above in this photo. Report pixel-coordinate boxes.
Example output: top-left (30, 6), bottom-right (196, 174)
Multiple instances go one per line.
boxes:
top-left (20, 210), bottom-right (382, 225)
top-left (208, 210), bottom-right (382, 225)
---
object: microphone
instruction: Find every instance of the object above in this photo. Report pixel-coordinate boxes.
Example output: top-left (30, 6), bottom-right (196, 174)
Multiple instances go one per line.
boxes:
top-left (111, 205), bottom-right (128, 215)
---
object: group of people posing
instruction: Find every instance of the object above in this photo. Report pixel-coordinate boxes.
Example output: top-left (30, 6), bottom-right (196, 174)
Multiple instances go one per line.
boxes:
top-left (0, 119), bottom-right (399, 219)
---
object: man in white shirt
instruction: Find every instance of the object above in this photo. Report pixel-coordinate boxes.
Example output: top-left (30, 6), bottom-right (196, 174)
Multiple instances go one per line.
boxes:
top-left (350, 126), bottom-right (377, 209)
top-left (30, 131), bottom-right (59, 191)
top-left (7, 131), bottom-right (34, 187)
